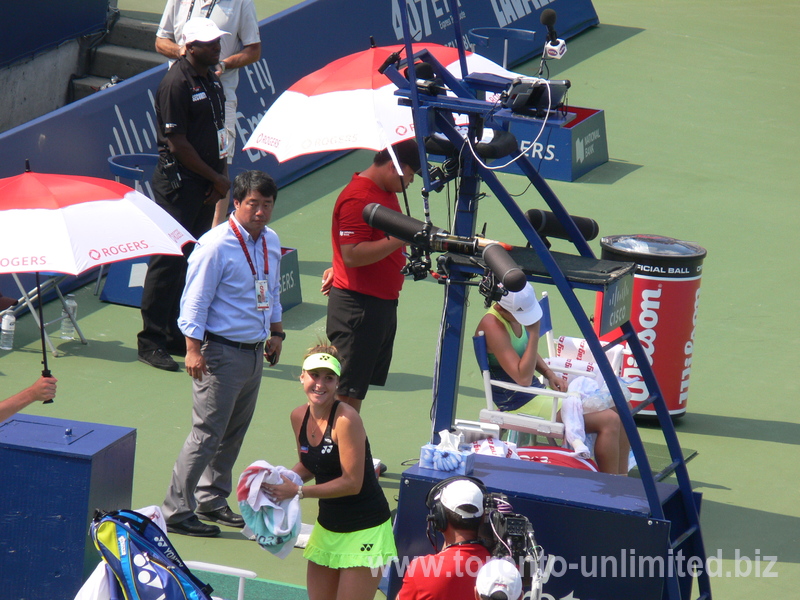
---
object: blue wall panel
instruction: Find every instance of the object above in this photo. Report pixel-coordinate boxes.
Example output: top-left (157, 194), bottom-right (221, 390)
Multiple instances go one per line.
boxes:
top-left (2, 0), bottom-right (108, 68)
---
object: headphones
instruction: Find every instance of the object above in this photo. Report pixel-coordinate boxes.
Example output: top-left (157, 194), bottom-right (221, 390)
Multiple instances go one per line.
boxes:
top-left (425, 475), bottom-right (487, 533)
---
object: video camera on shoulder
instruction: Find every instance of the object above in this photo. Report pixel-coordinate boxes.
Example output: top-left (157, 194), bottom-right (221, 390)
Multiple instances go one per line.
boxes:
top-left (481, 492), bottom-right (543, 600)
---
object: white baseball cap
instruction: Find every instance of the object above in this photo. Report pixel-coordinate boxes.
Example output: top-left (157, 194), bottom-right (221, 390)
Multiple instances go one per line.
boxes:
top-left (498, 283), bottom-right (542, 326)
top-left (182, 17), bottom-right (230, 45)
top-left (476, 558), bottom-right (523, 600)
top-left (439, 479), bottom-right (484, 519)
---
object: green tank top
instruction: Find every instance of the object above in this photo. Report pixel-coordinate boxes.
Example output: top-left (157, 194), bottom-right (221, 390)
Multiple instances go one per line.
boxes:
top-left (486, 306), bottom-right (528, 367)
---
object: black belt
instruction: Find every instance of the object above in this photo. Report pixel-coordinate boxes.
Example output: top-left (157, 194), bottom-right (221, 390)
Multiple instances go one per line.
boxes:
top-left (205, 332), bottom-right (264, 351)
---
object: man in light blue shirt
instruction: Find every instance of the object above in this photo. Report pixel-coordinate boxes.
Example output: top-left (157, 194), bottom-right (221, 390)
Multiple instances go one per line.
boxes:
top-left (163, 170), bottom-right (285, 537)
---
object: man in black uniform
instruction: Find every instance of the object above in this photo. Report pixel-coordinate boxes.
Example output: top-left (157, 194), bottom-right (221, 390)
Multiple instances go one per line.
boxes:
top-left (138, 17), bottom-right (232, 371)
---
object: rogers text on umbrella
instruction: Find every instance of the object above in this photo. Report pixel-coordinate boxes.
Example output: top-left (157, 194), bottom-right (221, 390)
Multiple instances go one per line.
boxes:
top-left (0, 256), bottom-right (47, 268)
top-left (88, 241), bottom-right (150, 261)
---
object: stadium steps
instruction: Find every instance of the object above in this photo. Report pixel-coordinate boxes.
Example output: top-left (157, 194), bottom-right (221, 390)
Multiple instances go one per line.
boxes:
top-left (70, 17), bottom-right (166, 102)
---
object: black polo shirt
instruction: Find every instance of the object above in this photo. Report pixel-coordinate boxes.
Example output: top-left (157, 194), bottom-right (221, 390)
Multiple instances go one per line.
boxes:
top-left (154, 56), bottom-right (226, 181)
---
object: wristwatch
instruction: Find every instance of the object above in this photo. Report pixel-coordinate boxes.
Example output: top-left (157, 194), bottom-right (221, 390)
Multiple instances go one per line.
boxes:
top-left (270, 331), bottom-right (286, 340)
top-left (297, 485), bottom-right (304, 499)
top-left (217, 61), bottom-right (227, 74)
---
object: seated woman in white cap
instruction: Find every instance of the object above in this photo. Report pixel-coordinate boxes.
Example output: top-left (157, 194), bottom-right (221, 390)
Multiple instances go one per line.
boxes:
top-left (266, 343), bottom-right (395, 600)
top-left (475, 283), bottom-right (630, 475)
top-left (474, 557), bottom-right (523, 600)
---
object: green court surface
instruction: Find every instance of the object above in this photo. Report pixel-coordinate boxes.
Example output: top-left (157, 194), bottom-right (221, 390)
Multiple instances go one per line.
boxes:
top-left (4, 1), bottom-right (799, 598)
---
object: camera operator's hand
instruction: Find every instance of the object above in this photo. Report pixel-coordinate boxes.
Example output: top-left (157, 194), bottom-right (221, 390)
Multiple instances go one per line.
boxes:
top-left (320, 267), bottom-right (334, 296)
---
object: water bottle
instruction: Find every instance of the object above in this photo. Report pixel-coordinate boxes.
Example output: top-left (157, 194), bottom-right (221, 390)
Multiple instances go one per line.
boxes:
top-left (59, 294), bottom-right (78, 340)
top-left (0, 312), bottom-right (15, 350)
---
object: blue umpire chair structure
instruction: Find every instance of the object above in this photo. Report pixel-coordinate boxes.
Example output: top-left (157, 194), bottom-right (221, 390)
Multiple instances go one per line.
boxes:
top-left (384, 3), bottom-right (711, 599)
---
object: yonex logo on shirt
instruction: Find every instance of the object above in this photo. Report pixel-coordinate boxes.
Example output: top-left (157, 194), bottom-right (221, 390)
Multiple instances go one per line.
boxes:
top-left (321, 444), bottom-right (333, 454)
top-left (361, 543), bottom-right (373, 552)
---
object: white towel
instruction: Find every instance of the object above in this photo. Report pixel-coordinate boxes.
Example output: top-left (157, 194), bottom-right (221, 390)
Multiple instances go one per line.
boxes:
top-left (236, 460), bottom-right (303, 559)
top-left (560, 393), bottom-right (592, 459)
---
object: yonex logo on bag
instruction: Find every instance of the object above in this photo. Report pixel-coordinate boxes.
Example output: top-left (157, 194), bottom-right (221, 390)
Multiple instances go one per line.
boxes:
top-left (361, 543), bottom-right (373, 551)
top-left (133, 553), bottom-right (166, 589)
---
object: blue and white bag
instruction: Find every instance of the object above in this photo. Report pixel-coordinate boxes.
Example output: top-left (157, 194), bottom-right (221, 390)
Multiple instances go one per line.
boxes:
top-left (90, 509), bottom-right (213, 600)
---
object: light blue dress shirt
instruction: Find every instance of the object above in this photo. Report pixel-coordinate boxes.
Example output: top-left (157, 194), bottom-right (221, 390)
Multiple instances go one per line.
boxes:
top-left (179, 217), bottom-right (282, 343)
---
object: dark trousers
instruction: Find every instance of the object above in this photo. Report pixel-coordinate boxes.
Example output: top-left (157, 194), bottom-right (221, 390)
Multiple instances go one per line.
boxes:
top-left (137, 164), bottom-right (215, 354)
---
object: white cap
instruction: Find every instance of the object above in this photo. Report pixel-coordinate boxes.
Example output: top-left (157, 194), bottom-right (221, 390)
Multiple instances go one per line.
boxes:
top-left (439, 479), bottom-right (484, 519)
top-left (475, 558), bottom-right (523, 600)
top-left (498, 283), bottom-right (542, 326)
top-left (182, 17), bottom-right (230, 45)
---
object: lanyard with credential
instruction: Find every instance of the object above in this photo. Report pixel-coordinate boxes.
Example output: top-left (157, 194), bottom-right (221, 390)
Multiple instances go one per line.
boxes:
top-left (185, 0), bottom-right (218, 22)
top-left (229, 218), bottom-right (268, 278)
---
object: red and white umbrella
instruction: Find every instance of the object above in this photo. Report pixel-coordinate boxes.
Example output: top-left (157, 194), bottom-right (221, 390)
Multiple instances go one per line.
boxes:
top-left (0, 166), bottom-right (195, 381)
top-left (0, 170), bottom-right (194, 275)
top-left (244, 44), bottom-right (517, 162)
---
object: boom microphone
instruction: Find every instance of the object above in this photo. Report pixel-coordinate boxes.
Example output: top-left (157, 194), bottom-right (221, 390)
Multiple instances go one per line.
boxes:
top-left (525, 209), bottom-right (599, 243)
top-left (362, 203), bottom-right (526, 290)
top-left (540, 9), bottom-right (558, 44)
top-left (540, 8), bottom-right (567, 59)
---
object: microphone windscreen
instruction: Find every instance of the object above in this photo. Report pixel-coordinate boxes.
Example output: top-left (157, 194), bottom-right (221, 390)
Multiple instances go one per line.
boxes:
top-left (362, 203), bottom-right (445, 244)
top-left (404, 61), bottom-right (436, 81)
top-left (483, 243), bottom-right (526, 292)
top-left (525, 209), bottom-right (599, 242)
top-left (540, 8), bottom-right (557, 26)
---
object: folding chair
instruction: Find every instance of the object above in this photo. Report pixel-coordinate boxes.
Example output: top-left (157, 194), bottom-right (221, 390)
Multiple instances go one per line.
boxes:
top-left (184, 561), bottom-right (257, 600)
top-left (10, 272), bottom-right (87, 357)
top-left (471, 292), bottom-right (602, 447)
top-left (95, 153), bottom-right (160, 295)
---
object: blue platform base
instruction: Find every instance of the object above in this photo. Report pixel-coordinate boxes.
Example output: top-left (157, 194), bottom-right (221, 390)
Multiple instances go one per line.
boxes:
top-left (388, 455), bottom-right (700, 600)
top-left (0, 414), bottom-right (136, 600)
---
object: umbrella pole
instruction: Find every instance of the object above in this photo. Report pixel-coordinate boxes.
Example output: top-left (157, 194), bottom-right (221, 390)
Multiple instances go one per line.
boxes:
top-left (35, 272), bottom-right (54, 403)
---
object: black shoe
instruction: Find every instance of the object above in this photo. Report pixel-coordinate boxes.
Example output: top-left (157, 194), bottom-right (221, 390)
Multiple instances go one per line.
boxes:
top-left (196, 506), bottom-right (245, 528)
top-left (166, 515), bottom-right (220, 537)
top-left (373, 458), bottom-right (388, 476)
top-left (138, 348), bottom-right (179, 371)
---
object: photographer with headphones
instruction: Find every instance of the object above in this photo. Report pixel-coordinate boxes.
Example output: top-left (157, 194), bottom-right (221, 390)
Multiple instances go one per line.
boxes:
top-left (396, 477), bottom-right (492, 600)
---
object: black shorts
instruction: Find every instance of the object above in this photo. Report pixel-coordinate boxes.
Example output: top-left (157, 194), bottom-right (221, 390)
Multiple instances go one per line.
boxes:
top-left (326, 287), bottom-right (398, 401)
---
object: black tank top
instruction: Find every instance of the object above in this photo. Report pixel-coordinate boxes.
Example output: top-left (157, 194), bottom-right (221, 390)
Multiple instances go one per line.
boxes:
top-left (299, 401), bottom-right (390, 532)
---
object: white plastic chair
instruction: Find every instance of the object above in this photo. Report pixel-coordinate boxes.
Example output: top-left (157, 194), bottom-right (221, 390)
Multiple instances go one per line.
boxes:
top-left (472, 292), bottom-right (603, 447)
top-left (184, 561), bottom-right (257, 600)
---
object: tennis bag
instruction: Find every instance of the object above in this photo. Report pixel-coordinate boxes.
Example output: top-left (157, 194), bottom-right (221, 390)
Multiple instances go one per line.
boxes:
top-left (517, 446), bottom-right (599, 472)
top-left (90, 509), bottom-right (213, 600)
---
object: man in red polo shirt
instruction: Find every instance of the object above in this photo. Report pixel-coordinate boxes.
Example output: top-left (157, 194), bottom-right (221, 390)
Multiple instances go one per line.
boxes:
top-left (324, 139), bottom-right (420, 414)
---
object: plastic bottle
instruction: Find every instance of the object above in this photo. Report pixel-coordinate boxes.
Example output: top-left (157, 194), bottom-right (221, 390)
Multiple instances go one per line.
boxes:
top-left (0, 312), bottom-right (15, 350)
top-left (59, 295), bottom-right (78, 340)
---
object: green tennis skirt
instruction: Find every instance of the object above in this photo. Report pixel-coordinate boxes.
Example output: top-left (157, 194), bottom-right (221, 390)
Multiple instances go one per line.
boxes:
top-left (303, 518), bottom-right (397, 569)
